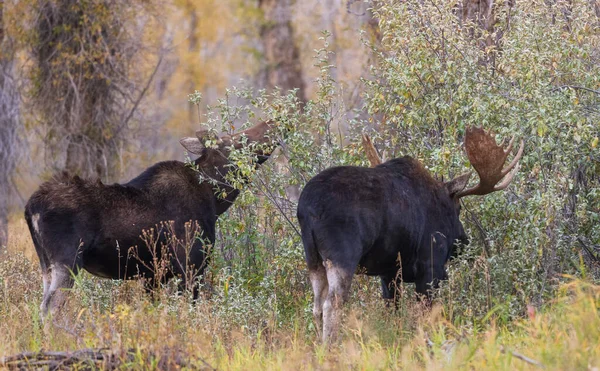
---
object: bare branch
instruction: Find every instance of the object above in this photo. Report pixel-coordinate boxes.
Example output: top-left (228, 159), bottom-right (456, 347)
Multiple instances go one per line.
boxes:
top-left (550, 85), bottom-right (600, 95)
top-left (0, 348), bottom-right (216, 370)
top-left (121, 54), bottom-right (163, 131)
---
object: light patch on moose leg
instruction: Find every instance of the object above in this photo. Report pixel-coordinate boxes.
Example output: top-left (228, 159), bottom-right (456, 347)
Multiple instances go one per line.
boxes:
top-left (322, 260), bottom-right (353, 343)
top-left (40, 263), bottom-right (54, 316)
top-left (30, 213), bottom-right (50, 298)
top-left (309, 265), bottom-right (328, 338)
top-left (31, 213), bottom-right (41, 234)
top-left (41, 264), bottom-right (74, 319)
top-left (41, 266), bottom-right (50, 297)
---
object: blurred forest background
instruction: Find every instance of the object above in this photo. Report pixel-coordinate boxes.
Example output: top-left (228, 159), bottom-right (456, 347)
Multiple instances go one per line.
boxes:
top-left (0, 0), bottom-right (377, 247)
top-left (0, 0), bottom-right (600, 367)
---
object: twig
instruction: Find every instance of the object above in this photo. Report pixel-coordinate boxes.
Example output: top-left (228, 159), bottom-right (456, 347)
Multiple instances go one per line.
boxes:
top-left (577, 235), bottom-right (600, 263)
top-left (254, 173), bottom-right (302, 238)
top-left (563, 223), bottom-right (600, 263)
top-left (550, 85), bottom-right (600, 95)
top-left (500, 346), bottom-right (545, 368)
top-left (121, 54), bottom-right (163, 130)
top-left (462, 202), bottom-right (491, 257)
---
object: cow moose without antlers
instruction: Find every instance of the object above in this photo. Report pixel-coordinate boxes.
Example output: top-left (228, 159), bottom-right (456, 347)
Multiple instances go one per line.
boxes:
top-left (297, 127), bottom-right (524, 342)
top-left (25, 121), bottom-right (277, 317)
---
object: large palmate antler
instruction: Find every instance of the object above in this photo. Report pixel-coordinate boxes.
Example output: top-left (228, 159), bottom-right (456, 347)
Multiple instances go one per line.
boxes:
top-left (456, 127), bottom-right (524, 198)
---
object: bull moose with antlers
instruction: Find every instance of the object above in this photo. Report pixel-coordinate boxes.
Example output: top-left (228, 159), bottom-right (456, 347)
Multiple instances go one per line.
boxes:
top-left (25, 121), bottom-right (277, 317)
top-left (297, 127), bottom-right (524, 342)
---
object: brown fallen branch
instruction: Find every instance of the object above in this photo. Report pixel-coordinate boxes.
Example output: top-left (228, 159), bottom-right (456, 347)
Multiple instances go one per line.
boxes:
top-left (0, 347), bottom-right (216, 370)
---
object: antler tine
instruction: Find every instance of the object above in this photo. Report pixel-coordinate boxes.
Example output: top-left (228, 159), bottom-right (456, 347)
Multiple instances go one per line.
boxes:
top-left (381, 150), bottom-right (388, 163)
top-left (504, 135), bottom-right (515, 155)
top-left (362, 134), bottom-right (383, 167)
top-left (494, 162), bottom-right (520, 191)
top-left (500, 139), bottom-right (524, 177)
top-left (456, 126), bottom-right (524, 198)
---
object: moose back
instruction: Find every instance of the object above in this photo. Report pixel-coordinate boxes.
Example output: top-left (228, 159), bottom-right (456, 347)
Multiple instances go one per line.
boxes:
top-left (25, 121), bottom-right (277, 317)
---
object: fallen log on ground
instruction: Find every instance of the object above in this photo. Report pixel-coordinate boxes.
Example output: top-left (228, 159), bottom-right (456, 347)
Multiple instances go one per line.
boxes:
top-left (0, 347), bottom-right (215, 370)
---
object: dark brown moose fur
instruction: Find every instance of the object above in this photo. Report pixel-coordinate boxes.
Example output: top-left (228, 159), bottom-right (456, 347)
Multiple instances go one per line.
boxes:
top-left (25, 121), bottom-right (276, 316)
top-left (299, 127), bottom-right (524, 342)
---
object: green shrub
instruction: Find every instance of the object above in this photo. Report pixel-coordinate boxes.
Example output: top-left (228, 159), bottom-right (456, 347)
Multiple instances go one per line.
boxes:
top-left (191, 1), bottom-right (600, 333)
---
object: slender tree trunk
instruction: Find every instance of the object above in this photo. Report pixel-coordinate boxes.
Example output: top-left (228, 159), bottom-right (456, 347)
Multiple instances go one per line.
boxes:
top-left (30, 0), bottom-right (154, 182)
top-left (366, 2), bottom-right (382, 45)
top-left (459, 0), bottom-right (514, 67)
top-left (187, 1), bottom-right (199, 124)
top-left (259, 0), bottom-right (306, 104)
top-left (0, 0), bottom-right (21, 250)
top-left (0, 0), bottom-right (5, 250)
top-left (258, 0), bottom-right (306, 203)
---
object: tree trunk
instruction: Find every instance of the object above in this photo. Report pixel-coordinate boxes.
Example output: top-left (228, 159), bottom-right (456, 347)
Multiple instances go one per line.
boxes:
top-left (460, 0), bottom-right (497, 50)
top-left (30, 0), bottom-right (153, 182)
top-left (259, 0), bottom-right (306, 104)
top-left (0, 0), bottom-right (5, 251)
top-left (459, 0), bottom-right (514, 67)
top-left (187, 1), bottom-right (199, 125)
top-left (0, 0), bottom-right (21, 251)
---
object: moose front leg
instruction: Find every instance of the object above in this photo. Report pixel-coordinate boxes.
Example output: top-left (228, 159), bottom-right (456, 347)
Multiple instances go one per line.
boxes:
top-left (415, 261), bottom-right (447, 306)
top-left (380, 273), bottom-right (400, 309)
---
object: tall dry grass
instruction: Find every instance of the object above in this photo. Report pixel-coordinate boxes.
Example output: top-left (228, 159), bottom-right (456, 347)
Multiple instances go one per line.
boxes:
top-left (1, 217), bottom-right (599, 370)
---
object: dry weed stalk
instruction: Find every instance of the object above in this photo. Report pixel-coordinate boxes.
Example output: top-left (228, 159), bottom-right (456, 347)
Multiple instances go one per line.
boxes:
top-left (128, 220), bottom-right (210, 296)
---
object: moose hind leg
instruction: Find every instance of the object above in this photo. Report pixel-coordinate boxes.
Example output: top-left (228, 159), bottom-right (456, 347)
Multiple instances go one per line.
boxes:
top-left (27, 214), bottom-right (51, 300)
top-left (322, 262), bottom-right (354, 343)
top-left (41, 269), bottom-right (51, 299)
top-left (41, 264), bottom-right (76, 318)
top-left (309, 265), bottom-right (328, 338)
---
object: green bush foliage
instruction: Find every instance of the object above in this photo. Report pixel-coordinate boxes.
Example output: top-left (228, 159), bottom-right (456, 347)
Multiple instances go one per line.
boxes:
top-left (365, 0), bottom-right (600, 325)
top-left (191, 0), bottom-right (600, 334)
top-left (1, 2), bottom-right (598, 361)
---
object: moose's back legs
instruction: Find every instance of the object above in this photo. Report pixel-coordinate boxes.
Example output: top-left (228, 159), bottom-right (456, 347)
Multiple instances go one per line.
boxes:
top-left (40, 262), bottom-right (79, 317)
top-left (309, 264), bottom-right (328, 338)
top-left (322, 260), bottom-right (355, 343)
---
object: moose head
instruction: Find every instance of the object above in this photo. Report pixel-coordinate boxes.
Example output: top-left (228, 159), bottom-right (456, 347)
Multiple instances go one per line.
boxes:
top-left (363, 126), bottom-right (524, 198)
top-left (363, 126), bottom-right (524, 256)
top-left (179, 121), bottom-right (277, 213)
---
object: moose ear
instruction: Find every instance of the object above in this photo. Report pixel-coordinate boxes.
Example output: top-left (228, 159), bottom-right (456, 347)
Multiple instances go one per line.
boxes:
top-left (179, 137), bottom-right (205, 155)
top-left (444, 172), bottom-right (472, 198)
